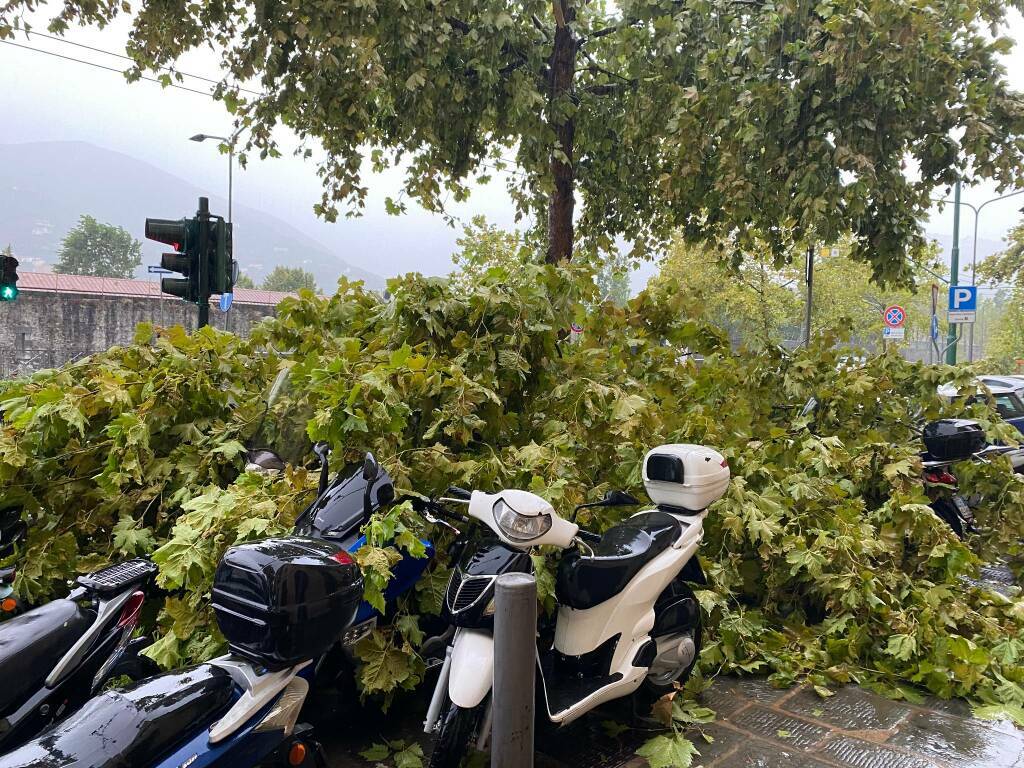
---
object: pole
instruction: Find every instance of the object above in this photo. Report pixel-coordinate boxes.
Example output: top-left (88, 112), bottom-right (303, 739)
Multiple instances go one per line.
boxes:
top-left (197, 196), bottom-right (210, 329)
top-left (967, 203), bottom-right (981, 362)
top-left (491, 573), bottom-right (536, 768)
top-left (945, 180), bottom-right (961, 365)
top-left (803, 244), bottom-right (814, 346)
top-left (227, 145), bottom-right (234, 224)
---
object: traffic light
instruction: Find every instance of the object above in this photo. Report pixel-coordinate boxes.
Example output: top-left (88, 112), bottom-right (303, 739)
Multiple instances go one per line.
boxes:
top-left (0, 253), bottom-right (18, 302)
top-left (146, 197), bottom-right (235, 328)
top-left (209, 218), bottom-right (234, 296)
top-left (146, 217), bottom-right (199, 303)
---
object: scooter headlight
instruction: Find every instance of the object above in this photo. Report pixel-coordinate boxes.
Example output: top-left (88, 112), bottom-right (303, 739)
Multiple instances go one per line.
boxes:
top-left (493, 498), bottom-right (552, 542)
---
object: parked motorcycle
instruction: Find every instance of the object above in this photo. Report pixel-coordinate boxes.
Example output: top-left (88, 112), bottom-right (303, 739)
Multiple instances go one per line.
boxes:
top-left (921, 418), bottom-right (1014, 538)
top-left (246, 442), bottom-right (436, 719)
top-left (0, 558), bottom-right (160, 754)
top-left (0, 536), bottom-right (364, 768)
top-left (423, 443), bottom-right (730, 768)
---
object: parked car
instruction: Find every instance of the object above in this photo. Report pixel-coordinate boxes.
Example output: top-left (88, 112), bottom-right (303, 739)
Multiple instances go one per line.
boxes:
top-left (937, 381), bottom-right (1024, 472)
top-left (979, 374), bottom-right (1024, 390)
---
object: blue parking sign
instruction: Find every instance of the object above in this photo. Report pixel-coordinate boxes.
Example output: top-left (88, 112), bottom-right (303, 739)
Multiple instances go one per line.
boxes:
top-left (948, 285), bottom-right (977, 312)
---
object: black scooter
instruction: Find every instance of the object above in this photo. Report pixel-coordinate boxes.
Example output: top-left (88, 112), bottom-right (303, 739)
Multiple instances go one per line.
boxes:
top-left (0, 558), bottom-right (159, 752)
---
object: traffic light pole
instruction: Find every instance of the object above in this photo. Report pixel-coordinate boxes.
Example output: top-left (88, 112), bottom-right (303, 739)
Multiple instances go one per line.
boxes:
top-left (197, 197), bottom-right (211, 329)
top-left (803, 243), bottom-right (814, 346)
top-left (945, 180), bottom-right (961, 365)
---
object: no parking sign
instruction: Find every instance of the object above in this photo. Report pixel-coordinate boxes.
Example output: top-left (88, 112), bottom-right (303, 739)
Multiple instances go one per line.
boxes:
top-left (883, 305), bottom-right (906, 340)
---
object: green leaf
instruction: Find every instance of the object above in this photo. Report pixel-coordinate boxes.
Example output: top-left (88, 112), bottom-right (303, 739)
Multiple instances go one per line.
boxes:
top-left (635, 734), bottom-right (698, 768)
top-left (359, 743), bottom-right (391, 762)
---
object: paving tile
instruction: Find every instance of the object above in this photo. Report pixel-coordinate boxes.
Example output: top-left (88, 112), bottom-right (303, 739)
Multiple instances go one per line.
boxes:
top-left (889, 710), bottom-right (1024, 768)
top-left (686, 723), bottom-right (742, 766)
top-left (918, 695), bottom-right (972, 719)
top-left (722, 740), bottom-right (833, 768)
top-left (703, 676), bottom-right (792, 709)
top-left (782, 685), bottom-right (912, 732)
top-left (821, 734), bottom-right (941, 768)
top-left (699, 680), bottom-right (752, 718)
top-left (978, 562), bottom-right (1016, 585)
top-left (728, 704), bottom-right (830, 749)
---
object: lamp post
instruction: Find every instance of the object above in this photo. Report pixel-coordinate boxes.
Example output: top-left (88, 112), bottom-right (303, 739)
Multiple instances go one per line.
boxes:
top-left (936, 188), bottom-right (1024, 361)
top-left (189, 131), bottom-right (239, 223)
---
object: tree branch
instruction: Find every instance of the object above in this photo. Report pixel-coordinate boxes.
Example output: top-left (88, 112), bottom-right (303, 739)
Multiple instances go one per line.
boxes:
top-left (446, 15), bottom-right (470, 34)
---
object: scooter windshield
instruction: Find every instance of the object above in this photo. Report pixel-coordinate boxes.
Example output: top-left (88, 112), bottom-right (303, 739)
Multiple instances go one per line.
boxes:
top-left (249, 367), bottom-right (314, 468)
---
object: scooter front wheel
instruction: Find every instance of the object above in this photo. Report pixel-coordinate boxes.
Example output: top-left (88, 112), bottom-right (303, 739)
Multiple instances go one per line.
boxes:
top-left (427, 696), bottom-right (486, 768)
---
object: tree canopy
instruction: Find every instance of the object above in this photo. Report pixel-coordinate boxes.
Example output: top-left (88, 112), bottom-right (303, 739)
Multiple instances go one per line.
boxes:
top-left (261, 265), bottom-right (318, 293)
top-left (4, 0), bottom-right (1023, 281)
top-left (978, 221), bottom-right (1024, 370)
top-left (53, 215), bottom-right (142, 279)
top-left (659, 236), bottom-right (943, 347)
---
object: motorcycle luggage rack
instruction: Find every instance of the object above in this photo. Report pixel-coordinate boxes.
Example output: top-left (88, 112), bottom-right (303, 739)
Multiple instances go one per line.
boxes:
top-left (76, 559), bottom-right (158, 595)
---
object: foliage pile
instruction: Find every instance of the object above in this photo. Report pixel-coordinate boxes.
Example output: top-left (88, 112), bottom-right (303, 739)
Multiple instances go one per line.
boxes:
top-left (3, 260), bottom-right (1024, 751)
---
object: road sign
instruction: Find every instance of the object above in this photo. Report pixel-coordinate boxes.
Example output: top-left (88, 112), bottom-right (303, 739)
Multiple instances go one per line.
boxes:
top-left (930, 314), bottom-right (939, 342)
top-left (883, 326), bottom-right (905, 340)
top-left (147, 265), bottom-right (173, 274)
top-left (219, 293), bottom-right (234, 312)
top-left (883, 305), bottom-right (906, 328)
top-left (948, 285), bottom-right (977, 324)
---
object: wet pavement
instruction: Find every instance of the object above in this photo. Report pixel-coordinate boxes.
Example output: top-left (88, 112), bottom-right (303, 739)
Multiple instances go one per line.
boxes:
top-left (325, 676), bottom-right (1024, 768)
top-left (327, 563), bottom-right (1023, 768)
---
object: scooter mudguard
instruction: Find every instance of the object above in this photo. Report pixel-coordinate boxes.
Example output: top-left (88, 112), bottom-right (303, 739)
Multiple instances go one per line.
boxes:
top-left (0, 599), bottom-right (94, 719)
top-left (0, 664), bottom-right (235, 768)
top-left (448, 630), bottom-right (494, 709)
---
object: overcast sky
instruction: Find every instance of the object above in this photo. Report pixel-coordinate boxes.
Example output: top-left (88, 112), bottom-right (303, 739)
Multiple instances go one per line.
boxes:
top-left (1, 7), bottom-right (1023, 284)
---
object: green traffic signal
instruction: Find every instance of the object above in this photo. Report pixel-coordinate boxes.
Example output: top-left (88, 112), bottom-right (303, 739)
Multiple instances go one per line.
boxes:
top-left (1, 253), bottom-right (19, 302)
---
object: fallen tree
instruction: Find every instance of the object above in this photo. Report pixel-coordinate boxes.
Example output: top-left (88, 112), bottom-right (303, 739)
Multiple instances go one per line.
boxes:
top-left (2, 262), bottom-right (1024, 759)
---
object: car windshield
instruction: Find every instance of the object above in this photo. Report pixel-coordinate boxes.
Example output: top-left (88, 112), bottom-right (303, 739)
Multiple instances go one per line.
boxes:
top-left (993, 393), bottom-right (1024, 420)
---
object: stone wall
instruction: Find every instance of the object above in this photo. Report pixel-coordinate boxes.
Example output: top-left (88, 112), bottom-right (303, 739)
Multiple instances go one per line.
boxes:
top-left (0, 290), bottom-right (277, 377)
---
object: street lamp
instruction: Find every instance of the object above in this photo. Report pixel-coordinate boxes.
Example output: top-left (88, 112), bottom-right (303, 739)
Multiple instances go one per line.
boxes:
top-left (189, 131), bottom-right (239, 223)
top-left (936, 188), bottom-right (1024, 361)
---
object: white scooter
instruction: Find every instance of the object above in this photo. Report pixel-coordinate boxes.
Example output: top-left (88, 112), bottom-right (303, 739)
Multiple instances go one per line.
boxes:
top-left (423, 444), bottom-right (730, 768)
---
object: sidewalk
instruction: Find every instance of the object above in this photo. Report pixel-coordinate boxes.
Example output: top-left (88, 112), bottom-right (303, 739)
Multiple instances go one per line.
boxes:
top-left (331, 564), bottom-right (1023, 768)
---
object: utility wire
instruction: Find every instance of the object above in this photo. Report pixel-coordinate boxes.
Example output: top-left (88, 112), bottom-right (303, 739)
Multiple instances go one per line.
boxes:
top-left (27, 30), bottom-right (262, 96)
top-left (0, 39), bottom-right (218, 96)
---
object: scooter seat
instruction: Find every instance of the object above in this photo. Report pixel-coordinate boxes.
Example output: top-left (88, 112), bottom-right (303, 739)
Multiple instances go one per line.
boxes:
top-left (0, 599), bottom-right (95, 716)
top-left (557, 511), bottom-right (682, 610)
top-left (0, 664), bottom-right (237, 768)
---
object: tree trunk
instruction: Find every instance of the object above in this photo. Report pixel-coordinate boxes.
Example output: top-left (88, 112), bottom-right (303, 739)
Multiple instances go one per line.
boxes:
top-left (546, 0), bottom-right (576, 264)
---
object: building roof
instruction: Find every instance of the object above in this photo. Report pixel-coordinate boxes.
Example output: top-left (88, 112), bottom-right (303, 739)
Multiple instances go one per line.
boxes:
top-left (17, 271), bottom-right (294, 306)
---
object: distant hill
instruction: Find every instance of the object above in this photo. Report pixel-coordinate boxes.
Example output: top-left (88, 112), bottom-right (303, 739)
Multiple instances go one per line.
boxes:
top-left (0, 141), bottom-right (384, 291)
top-left (926, 232), bottom-right (1009, 272)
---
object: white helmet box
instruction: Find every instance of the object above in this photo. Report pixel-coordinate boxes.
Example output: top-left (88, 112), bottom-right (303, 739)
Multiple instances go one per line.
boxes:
top-left (642, 444), bottom-right (729, 512)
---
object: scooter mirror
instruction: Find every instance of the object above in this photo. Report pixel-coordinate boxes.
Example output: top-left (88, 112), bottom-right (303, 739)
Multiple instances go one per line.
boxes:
top-left (313, 442), bottom-right (331, 497)
top-left (313, 441), bottom-right (331, 465)
top-left (362, 452), bottom-right (380, 482)
top-left (362, 452), bottom-right (380, 520)
top-left (602, 489), bottom-right (639, 506)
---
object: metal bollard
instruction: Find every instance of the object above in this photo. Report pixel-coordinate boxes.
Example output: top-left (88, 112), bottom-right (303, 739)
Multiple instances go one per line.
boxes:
top-left (491, 573), bottom-right (537, 768)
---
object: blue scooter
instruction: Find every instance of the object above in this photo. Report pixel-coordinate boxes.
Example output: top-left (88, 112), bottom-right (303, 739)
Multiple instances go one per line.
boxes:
top-left (0, 453), bottom-right (436, 768)
top-left (0, 535), bottom-right (362, 768)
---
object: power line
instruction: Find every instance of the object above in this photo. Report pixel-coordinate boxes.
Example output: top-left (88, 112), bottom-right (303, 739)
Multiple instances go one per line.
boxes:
top-left (0, 38), bottom-right (218, 96)
top-left (27, 30), bottom-right (262, 97)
